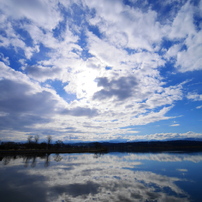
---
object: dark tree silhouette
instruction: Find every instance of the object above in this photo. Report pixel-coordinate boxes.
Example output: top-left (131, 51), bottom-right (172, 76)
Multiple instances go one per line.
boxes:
top-left (55, 140), bottom-right (64, 149)
top-left (34, 135), bottom-right (39, 144)
top-left (27, 135), bottom-right (33, 144)
top-left (54, 154), bottom-right (63, 162)
top-left (47, 135), bottom-right (52, 149)
top-left (44, 154), bottom-right (50, 167)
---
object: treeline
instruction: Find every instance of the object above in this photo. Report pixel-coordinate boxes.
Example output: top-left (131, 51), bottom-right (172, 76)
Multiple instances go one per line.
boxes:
top-left (1, 137), bottom-right (202, 153)
top-left (0, 135), bottom-right (107, 153)
top-left (102, 140), bottom-right (202, 152)
top-left (0, 135), bottom-right (67, 151)
top-left (0, 141), bottom-right (70, 151)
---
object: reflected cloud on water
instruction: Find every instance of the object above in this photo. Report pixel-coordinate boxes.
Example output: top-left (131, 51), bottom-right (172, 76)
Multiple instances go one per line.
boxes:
top-left (1, 152), bottom-right (202, 201)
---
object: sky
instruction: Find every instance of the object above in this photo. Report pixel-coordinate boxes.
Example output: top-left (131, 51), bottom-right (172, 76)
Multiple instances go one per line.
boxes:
top-left (0, 0), bottom-right (202, 143)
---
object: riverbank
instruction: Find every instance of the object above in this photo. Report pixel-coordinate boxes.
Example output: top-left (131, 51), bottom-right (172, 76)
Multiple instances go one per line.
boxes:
top-left (0, 148), bottom-right (108, 155)
top-left (1, 140), bottom-right (202, 155)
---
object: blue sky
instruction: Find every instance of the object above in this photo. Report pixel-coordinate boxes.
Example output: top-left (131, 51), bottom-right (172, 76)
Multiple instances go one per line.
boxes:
top-left (0, 0), bottom-right (202, 142)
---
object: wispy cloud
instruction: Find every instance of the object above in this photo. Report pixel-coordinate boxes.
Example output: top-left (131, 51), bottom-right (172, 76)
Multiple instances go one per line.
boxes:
top-left (196, 105), bottom-right (202, 109)
top-left (177, 169), bottom-right (188, 172)
top-left (170, 122), bottom-right (180, 127)
top-left (187, 93), bottom-right (202, 101)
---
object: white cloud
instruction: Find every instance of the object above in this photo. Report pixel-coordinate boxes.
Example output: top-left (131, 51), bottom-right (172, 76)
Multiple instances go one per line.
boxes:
top-left (175, 31), bottom-right (202, 72)
top-left (126, 152), bottom-right (202, 163)
top-left (187, 93), bottom-right (202, 101)
top-left (170, 124), bottom-right (180, 127)
top-left (85, 0), bottom-right (166, 51)
top-left (136, 131), bottom-right (202, 141)
top-left (177, 169), bottom-right (188, 172)
top-left (169, 1), bottom-right (195, 39)
top-left (1, 0), bottom-right (62, 30)
top-left (0, 53), bottom-right (10, 65)
top-left (165, 1), bottom-right (202, 72)
top-left (196, 105), bottom-right (202, 109)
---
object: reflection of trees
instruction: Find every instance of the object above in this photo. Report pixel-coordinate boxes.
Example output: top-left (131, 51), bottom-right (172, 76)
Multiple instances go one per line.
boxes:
top-left (44, 154), bottom-right (50, 167)
top-left (2, 156), bottom-right (12, 165)
top-left (54, 154), bottom-right (63, 162)
top-left (23, 154), bottom-right (50, 167)
top-left (1, 153), bottom-right (71, 167)
top-left (0, 154), bottom-right (52, 167)
top-left (31, 156), bottom-right (37, 167)
top-left (93, 153), bottom-right (103, 158)
top-left (24, 155), bottom-right (36, 168)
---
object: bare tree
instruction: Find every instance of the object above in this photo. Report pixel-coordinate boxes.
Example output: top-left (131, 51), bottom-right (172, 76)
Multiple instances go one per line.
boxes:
top-left (34, 135), bottom-right (39, 144)
top-left (45, 154), bottom-right (50, 167)
top-left (47, 135), bottom-right (52, 149)
top-left (47, 135), bottom-right (52, 145)
top-left (27, 135), bottom-right (33, 144)
top-left (55, 140), bottom-right (64, 149)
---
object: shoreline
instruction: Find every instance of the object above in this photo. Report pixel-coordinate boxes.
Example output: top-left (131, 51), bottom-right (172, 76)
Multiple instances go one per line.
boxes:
top-left (0, 148), bottom-right (108, 155)
top-left (1, 148), bottom-right (202, 155)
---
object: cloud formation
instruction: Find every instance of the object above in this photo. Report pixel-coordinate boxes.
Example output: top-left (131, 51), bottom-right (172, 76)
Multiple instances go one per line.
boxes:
top-left (0, 0), bottom-right (201, 141)
top-left (93, 76), bottom-right (138, 101)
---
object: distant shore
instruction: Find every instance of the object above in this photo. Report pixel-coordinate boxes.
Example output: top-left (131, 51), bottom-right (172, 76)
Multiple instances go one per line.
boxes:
top-left (0, 148), bottom-right (108, 155)
top-left (1, 140), bottom-right (202, 155)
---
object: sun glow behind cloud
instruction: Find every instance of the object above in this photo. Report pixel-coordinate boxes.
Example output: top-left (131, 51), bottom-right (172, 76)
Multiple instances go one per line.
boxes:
top-left (0, 0), bottom-right (202, 142)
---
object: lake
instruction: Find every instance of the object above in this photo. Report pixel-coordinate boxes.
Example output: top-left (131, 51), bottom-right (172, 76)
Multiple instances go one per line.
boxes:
top-left (0, 152), bottom-right (202, 202)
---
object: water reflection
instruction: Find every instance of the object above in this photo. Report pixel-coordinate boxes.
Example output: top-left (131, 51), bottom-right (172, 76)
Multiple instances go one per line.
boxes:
top-left (0, 152), bottom-right (202, 201)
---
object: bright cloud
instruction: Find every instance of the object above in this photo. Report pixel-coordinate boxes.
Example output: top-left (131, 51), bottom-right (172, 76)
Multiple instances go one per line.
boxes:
top-left (187, 92), bottom-right (202, 101)
top-left (0, 0), bottom-right (202, 142)
top-left (170, 124), bottom-right (180, 127)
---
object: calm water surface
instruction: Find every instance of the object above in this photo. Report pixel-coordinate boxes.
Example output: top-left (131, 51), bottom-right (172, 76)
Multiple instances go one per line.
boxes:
top-left (0, 152), bottom-right (202, 202)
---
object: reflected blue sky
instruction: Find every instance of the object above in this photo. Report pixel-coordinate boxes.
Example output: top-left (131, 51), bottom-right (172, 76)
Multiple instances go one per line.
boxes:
top-left (0, 152), bottom-right (202, 202)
